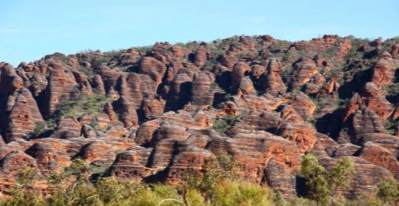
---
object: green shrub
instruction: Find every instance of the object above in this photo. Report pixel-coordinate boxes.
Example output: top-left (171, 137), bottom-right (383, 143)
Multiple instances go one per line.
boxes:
top-left (64, 159), bottom-right (91, 178)
top-left (0, 154), bottom-right (376, 206)
top-left (385, 83), bottom-right (399, 97)
top-left (65, 181), bottom-right (102, 206)
top-left (182, 159), bottom-right (223, 200)
top-left (184, 189), bottom-right (206, 206)
top-left (300, 154), bottom-right (354, 205)
top-left (345, 37), bottom-right (369, 60)
top-left (328, 157), bottom-right (354, 196)
top-left (129, 184), bottom-right (183, 206)
top-left (301, 154), bottom-right (330, 205)
top-left (33, 94), bottom-right (110, 136)
top-left (0, 190), bottom-right (46, 206)
top-left (212, 118), bottom-right (231, 133)
top-left (377, 178), bottom-right (399, 204)
top-left (212, 111), bottom-right (248, 134)
top-left (29, 122), bottom-right (46, 138)
top-left (216, 155), bottom-right (238, 179)
top-left (0, 168), bottom-right (45, 206)
top-left (56, 94), bottom-right (110, 119)
top-left (211, 180), bottom-right (274, 206)
top-left (95, 177), bottom-right (135, 205)
top-left (384, 119), bottom-right (398, 135)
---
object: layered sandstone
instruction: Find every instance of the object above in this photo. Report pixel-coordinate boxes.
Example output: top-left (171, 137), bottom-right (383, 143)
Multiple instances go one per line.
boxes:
top-left (0, 35), bottom-right (398, 198)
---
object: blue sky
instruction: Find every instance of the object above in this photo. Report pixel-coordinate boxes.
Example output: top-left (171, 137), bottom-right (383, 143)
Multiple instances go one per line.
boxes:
top-left (1, 0), bottom-right (398, 66)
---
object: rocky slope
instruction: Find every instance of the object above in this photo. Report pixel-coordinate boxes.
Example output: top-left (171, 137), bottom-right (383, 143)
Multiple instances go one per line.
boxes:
top-left (0, 35), bottom-right (399, 198)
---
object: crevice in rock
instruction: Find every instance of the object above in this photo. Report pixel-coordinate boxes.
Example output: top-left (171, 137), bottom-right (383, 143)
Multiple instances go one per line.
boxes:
top-left (165, 82), bottom-right (192, 112)
top-left (338, 67), bottom-right (372, 99)
top-left (315, 108), bottom-right (345, 140)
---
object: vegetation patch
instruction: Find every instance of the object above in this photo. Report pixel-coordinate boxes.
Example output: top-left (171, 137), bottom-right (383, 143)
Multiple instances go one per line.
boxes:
top-left (28, 94), bottom-right (110, 138)
top-left (212, 111), bottom-right (248, 134)
top-left (300, 154), bottom-right (354, 205)
top-left (384, 119), bottom-right (398, 135)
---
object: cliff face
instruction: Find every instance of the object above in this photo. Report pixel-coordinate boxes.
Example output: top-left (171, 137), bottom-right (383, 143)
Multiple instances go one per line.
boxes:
top-left (0, 35), bottom-right (399, 197)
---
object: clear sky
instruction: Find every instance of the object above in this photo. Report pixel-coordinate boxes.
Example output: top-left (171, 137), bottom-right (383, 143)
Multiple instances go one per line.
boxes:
top-left (1, 0), bottom-right (398, 66)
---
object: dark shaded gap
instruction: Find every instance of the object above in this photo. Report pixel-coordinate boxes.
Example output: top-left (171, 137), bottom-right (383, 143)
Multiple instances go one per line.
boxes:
top-left (315, 108), bottom-right (345, 140)
top-left (338, 68), bottom-right (372, 99)
top-left (165, 82), bottom-right (193, 112)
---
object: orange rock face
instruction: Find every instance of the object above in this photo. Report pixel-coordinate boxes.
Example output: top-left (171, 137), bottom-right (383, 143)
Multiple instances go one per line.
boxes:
top-left (362, 82), bottom-right (394, 120)
top-left (360, 142), bottom-right (399, 179)
top-left (46, 62), bottom-right (79, 115)
top-left (264, 58), bottom-right (286, 95)
top-left (192, 72), bottom-right (215, 106)
top-left (6, 88), bottom-right (44, 141)
top-left (371, 52), bottom-right (395, 87)
top-left (0, 35), bottom-right (398, 198)
top-left (139, 57), bottom-right (167, 87)
top-left (291, 58), bottom-right (319, 89)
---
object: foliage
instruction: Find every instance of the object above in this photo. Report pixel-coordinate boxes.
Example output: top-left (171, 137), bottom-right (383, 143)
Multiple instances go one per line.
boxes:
top-left (29, 122), bottom-right (46, 138)
top-left (385, 83), bottom-right (399, 97)
top-left (91, 55), bottom-right (111, 68)
top-left (300, 154), bottom-right (354, 205)
top-left (181, 158), bottom-right (224, 201)
top-left (384, 119), bottom-right (398, 135)
top-left (37, 94), bottom-right (110, 135)
top-left (0, 156), bottom-right (270, 206)
top-left (319, 43), bottom-right (340, 59)
top-left (212, 118), bottom-right (232, 134)
top-left (212, 111), bottom-right (248, 134)
top-left (377, 178), bottom-right (399, 204)
top-left (0, 155), bottom-right (394, 206)
top-left (345, 37), bottom-right (367, 60)
top-left (216, 155), bottom-right (239, 179)
top-left (211, 180), bottom-right (274, 206)
top-left (1, 168), bottom-right (46, 206)
top-left (55, 94), bottom-right (110, 119)
top-left (301, 154), bottom-right (330, 205)
top-left (64, 159), bottom-right (91, 178)
top-left (328, 157), bottom-right (354, 196)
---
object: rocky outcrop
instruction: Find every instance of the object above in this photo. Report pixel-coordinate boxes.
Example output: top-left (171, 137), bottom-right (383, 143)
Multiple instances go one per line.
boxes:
top-left (360, 142), bottom-right (399, 179)
top-left (0, 151), bottom-right (38, 175)
top-left (264, 58), bottom-right (286, 95)
top-left (167, 146), bottom-right (215, 182)
top-left (291, 58), bottom-right (319, 89)
top-left (6, 88), bottom-right (44, 141)
top-left (46, 62), bottom-right (79, 115)
top-left (371, 52), bottom-right (395, 87)
top-left (289, 92), bottom-right (316, 120)
top-left (231, 62), bottom-right (251, 94)
top-left (139, 57), bottom-right (167, 87)
top-left (319, 156), bottom-right (393, 198)
top-left (278, 122), bottom-right (317, 153)
top-left (25, 141), bottom-right (71, 174)
top-left (348, 108), bottom-right (386, 144)
top-left (193, 46), bottom-right (208, 67)
top-left (263, 158), bottom-right (296, 197)
top-left (191, 72), bottom-right (214, 106)
top-left (0, 35), bottom-right (398, 199)
top-left (108, 146), bottom-right (153, 180)
top-left (142, 98), bottom-right (166, 120)
top-left (361, 82), bottom-right (393, 120)
top-left (52, 117), bottom-right (82, 139)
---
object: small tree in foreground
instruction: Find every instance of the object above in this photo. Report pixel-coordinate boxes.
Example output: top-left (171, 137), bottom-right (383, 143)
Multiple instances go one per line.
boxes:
top-left (301, 154), bottom-right (330, 205)
top-left (300, 154), bottom-right (354, 206)
top-left (328, 157), bottom-right (354, 197)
